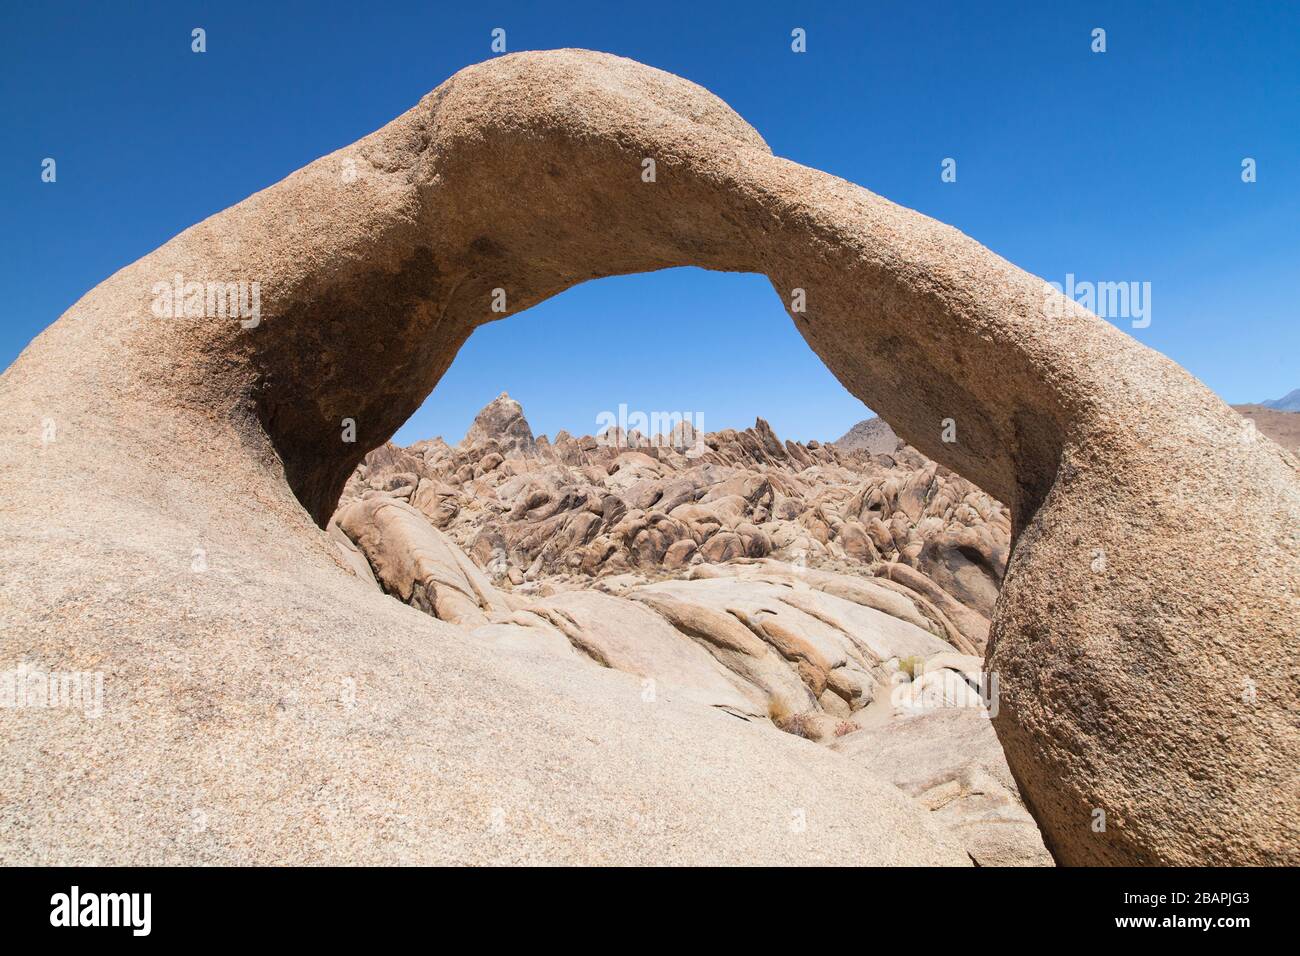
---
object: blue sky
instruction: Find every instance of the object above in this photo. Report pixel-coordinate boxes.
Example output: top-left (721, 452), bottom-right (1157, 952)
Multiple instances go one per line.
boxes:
top-left (3, 1), bottom-right (1296, 445)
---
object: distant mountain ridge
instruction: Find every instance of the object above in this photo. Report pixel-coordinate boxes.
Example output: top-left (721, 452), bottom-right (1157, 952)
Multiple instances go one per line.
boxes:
top-left (839, 404), bottom-right (1298, 456)
top-left (834, 417), bottom-right (902, 455)
top-left (1260, 388), bottom-right (1300, 412)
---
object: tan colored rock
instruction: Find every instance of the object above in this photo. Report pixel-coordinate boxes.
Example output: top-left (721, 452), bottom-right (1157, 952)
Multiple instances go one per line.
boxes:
top-left (875, 562), bottom-right (988, 655)
top-left (462, 392), bottom-right (536, 458)
top-left (1, 49), bottom-right (1294, 865)
top-left (663, 538), bottom-right (697, 569)
top-left (835, 417), bottom-right (902, 456)
top-left (410, 477), bottom-right (460, 527)
top-left (531, 591), bottom-right (766, 716)
top-left (327, 518), bottom-right (380, 588)
top-left (893, 668), bottom-right (985, 712)
top-left (336, 496), bottom-right (519, 626)
top-left (918, 524), bottom-right (1005, 619)
top-left (699, 530), bottom-right (745, 563)
top-left (628, 590), bottom-right (817, 718)
top-left (363, 392), bottom-right (1011, 647)
top-left (633, 576), bottom-right (953, 720)
top-left (834, 708), bottom-right (1053, 867)
top-left (923, 653), bottom-right (985, 680)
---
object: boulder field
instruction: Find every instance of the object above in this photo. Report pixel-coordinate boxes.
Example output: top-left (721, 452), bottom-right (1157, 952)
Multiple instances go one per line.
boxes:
top-left (328, 397), bottom-right (1050, 864)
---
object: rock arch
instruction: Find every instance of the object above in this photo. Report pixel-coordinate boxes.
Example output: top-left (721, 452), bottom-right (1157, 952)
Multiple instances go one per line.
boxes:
top-left (1, 50), bottom-right (1295, 865)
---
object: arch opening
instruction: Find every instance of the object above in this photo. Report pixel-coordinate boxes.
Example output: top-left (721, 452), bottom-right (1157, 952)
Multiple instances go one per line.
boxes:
top-left (321, 265), bottom-right (1015, 635)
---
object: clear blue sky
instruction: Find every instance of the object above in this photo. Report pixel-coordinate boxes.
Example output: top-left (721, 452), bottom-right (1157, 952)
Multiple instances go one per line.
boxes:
top-left (3, 1), bottom-right (1296, 445)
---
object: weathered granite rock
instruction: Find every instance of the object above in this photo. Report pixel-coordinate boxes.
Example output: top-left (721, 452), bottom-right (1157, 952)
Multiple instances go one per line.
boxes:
top-left (461, 392), bottom-right (537, 459)
top-left (1, 49), bottom-right (1295, 865)
top-left (340, 398), bottom-right (1010, 649)
top-left (835, 707), bottom-right (1053, 867)
top-left (335, 495), bottom-right (521, 626)
top-left (529, 590), bottom-right (767, 717)
top-left (835, 416), bottom-right (902, 456)
top-left (330, 481), bottom-right (1052, 853)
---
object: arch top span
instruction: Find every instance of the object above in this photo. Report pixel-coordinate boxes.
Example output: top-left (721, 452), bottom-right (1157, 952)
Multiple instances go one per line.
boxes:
top-left (209, 49), bottom-right (1106, 530)
top-left (5, 49), bottom-right (1296, 867)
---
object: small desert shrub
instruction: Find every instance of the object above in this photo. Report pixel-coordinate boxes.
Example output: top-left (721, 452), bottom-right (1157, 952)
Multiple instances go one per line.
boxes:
top-left (777, 713), bottom-right (815, 739)
top-left (768, 700), bottom-right (815, 739)
top-left (897, 655), bottom-right (925, 680)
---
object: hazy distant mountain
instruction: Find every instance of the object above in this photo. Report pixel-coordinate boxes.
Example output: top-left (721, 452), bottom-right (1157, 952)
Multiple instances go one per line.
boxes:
top-left (834, 417), bottom-right (902, 455)
top-left (836, 405), bottom-right (1299, 456)
top-left (1261, 388), bottom-right (1300, 412)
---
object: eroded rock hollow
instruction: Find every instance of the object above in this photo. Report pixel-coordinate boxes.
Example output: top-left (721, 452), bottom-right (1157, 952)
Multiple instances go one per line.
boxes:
top-left (1, 50), bottom-right (1295, 865)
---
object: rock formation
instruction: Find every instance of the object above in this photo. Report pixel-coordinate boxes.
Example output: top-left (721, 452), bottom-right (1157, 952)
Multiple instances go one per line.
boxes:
top-left (461, 392), bottom-right (538, 458)
top-left (1, 50), bottom-right (1296, 865)
top-left (341, 397), bottom-right (1007, 653)
top-left (834, 416), bottom-right (902, 456)
top-left (331, 402), bottom-right (1048, 863)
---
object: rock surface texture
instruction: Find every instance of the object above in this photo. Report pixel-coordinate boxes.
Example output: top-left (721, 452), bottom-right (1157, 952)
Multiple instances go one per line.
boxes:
top-left (835, 416), bottom-right (903, 456)
top-left (330, 402), bottom-right (1048, 863)
top-left (1, 50), bottom-right (1296, 865)
top-left (342, 397), bottom-right (1007, 654)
